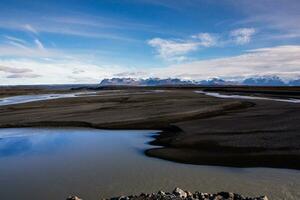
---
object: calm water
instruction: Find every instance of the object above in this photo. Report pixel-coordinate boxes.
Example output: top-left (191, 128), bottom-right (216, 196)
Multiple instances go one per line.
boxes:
top-left (0, 90), bottom-right (164, 106)
top-left (195, 91), bottom-right (300, 103)
top-left (0, 92), bottom-right (99, 106)
top-left (0, 128), bottom-right (299, 200)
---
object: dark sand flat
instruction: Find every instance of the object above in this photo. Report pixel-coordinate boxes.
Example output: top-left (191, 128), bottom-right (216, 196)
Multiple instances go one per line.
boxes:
top-left (147, 99), bottom-right (300, 169)
top-left (0, 86), bottom-right (300, 169)
top-left (0, 89), bottom-right (247, 129)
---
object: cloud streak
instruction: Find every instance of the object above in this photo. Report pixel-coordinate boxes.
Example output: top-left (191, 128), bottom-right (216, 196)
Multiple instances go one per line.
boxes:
top-left (34, 39), bottom-right (45, 50)
top-left (23, 24), bottom-right (38, 34)
top-left (6, 73), bottom-right (41, 79)
top-left (0, 65), bottom-right (41, 80)
top-left (0, 9), bottom-right (156, 42)
top-left (0, 35), bottom-right (69, 59)
top-left (0, 65), bottom-right (32, 73)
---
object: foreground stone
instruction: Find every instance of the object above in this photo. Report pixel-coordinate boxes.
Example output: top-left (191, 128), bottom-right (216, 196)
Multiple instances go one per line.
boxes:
top-left (66, 196), bottom-right (82, 200)
top-left (67, 188), bottom-right (268, 200)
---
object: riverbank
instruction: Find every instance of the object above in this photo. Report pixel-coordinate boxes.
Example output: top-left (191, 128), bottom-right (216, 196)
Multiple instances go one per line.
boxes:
top-left (0, 86), bottom-right (300, 169)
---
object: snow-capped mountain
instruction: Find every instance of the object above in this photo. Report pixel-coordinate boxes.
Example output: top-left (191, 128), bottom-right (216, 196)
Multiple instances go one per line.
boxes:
top-left (100, 76), bottom-right (300, 86)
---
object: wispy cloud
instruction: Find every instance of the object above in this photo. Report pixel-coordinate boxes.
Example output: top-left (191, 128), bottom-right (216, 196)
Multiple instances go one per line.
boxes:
top-left (6, 40), bottom-right (28, 50)
top-left (191, 33), bottom-right (218, 47)
top-left (0, 57), bottom-right (130, 85)
top-left (23, 24), bottom-right (38, 34)
top-left (0, 65), bottom-right (32, 73)
top-left (6, 73), bottom-right (41, 79)
top-left (230, 28), bottom-right (256, 45)
top-left (34, 39), bottom-right (44, 50)
top-left (231, 0), bottom-right (300, 40)
top-left (148, 29), bottom-right (255, 61)
top-left (1, 44), bottom-right (300, 84)
top-left (152, 45), bottom-right (300, 80)
top-left (0, 65), bottom-right (41, 80)
top-left (0, 9), bottom-right (156, 42)
top-left (4, 35), bottom-right (28, 45)
top-left (0, 0), bottom-right (298, 85)
top-left (0, 32), bottom-right (130, 85)
top-left (148, 38), bottom-right (199, 60)
top-left (0, 35), bottom-right (60, 58)
top-left (0, 21), bottom-right (137, 42)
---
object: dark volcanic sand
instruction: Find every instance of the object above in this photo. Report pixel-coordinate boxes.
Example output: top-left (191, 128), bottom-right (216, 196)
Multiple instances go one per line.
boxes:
top-left (0, 86), bottom-right (300, 169)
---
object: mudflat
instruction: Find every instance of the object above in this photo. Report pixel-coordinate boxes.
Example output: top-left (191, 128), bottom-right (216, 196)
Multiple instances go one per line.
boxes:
top-left (0, 86), bottom-right (299, 169)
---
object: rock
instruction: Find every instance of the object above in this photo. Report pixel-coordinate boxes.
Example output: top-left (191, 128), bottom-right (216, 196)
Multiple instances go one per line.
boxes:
top-left (258, 196), bottom-right (269, 200)
top-left (217, 192), bottom-right (234, 199)
top-left (66, 196), bottom-right (82, 200)
top-left (173, 187), bottom-right (187, 198)
top-left (196, 192), bottom-right (209, 200)
top-left (213, 195), bottom-right (224, 200)
top-left (233, 193), bottom-right (244, 200)
top-left (140, 193), bottom-right (146, 197)
top-left (186, 191), bottom-right (193, 197)
top-left (72, 188), bottom-right (268, 200)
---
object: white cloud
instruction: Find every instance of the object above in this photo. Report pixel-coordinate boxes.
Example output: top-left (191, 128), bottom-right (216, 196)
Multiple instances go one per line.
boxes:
top-left (148, 29), bottom-right (256, 61)
top-left (151, 45), bottom-right (300, 80)
top-left (1, 45), bottom-right (299, 85)
top-left (0, 58), bottom-right (130, 85)
top-left (148, 33), bottom-right (218, 61)
top-left (230, 28), bottom-right (256, 45)
top-left (0, 35), bottom-right (132, 85)
top-left (148, 38), bottom-right (198, 59)
top-left (192, 33), bottom-right (217, 47)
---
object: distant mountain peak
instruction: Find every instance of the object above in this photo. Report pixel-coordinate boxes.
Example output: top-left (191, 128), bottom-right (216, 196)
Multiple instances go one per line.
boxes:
top-left (242, 75), bottom-right (286, 86)
top-left (100, 77), bottom-right (193, 86)
top-left (100, 76), bottom-right (299, 86)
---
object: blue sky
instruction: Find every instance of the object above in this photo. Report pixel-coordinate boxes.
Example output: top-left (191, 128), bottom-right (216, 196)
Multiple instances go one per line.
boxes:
top-left (0, 0), bottom-right (300, 84)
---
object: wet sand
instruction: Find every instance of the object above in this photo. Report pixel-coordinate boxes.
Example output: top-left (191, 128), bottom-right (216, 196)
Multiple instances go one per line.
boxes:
top-left (0, 86), bottom-right (300, 169)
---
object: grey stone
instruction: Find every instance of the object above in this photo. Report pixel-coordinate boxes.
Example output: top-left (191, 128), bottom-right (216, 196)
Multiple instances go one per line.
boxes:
top-left (258, 196), bottom-right (269, 200)
top-left (173, 187), bottom-right (187, 198)
top-left (66, 196), bottom-right (82, 200)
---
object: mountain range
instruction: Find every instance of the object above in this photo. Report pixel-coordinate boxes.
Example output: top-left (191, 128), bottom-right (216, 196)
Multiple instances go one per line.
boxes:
top-left (100, 76), bottom-right (300, 86)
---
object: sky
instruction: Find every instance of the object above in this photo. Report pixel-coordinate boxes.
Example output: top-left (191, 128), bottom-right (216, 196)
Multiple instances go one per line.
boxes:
top-left (0, 0), bottom-right (300, 85)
